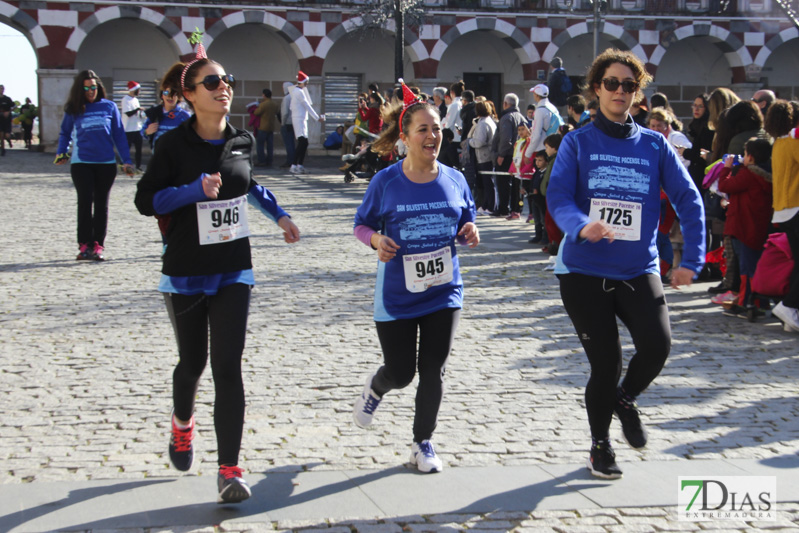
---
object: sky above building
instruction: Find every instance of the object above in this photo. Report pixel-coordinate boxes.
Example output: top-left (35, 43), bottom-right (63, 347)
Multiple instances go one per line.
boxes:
top-left (0, 24), bottom-right (38, 106)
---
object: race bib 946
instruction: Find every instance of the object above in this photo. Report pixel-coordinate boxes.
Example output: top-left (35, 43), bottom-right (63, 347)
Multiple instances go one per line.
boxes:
top-left (588, 198), bottom-right (642, 241)
top-left (196, 195), bottom-right (250, 245)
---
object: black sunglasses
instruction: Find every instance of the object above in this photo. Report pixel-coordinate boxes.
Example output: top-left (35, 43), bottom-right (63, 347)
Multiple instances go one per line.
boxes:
top-left (83, 85), bottom-right (98, 92)
top-left (188, 74), bottom-right (236, 92)
top-left (162, 89), bottom-right (178, 98)
top-left (601, 78), bottom-right (639, 94)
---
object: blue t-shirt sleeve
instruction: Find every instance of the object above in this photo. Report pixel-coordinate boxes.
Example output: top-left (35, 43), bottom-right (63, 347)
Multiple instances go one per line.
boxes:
top-left (248, 182), bottom-right (289, 222)
top-left (354, 175), bottom-right (386, 231)
top-left (152, 175), bottom-right (207, 215)
top-left (109, 103), bottom-right (132, 165)
top-left (547, 133), bottom-right (591, 243)
top-left (57, 113), bottom-right (75, 155)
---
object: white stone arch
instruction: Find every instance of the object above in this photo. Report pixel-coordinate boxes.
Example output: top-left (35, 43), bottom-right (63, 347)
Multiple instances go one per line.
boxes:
top-left (544, 21), bottom-right (645, 63)
top-left (0, 0), bottom-right (47, 48)
top-left (314, 16), bottom-right (426, 63)
top-left (650, 23), bottom-right (751, 68)
top-left (431, 18), bottom-right (539, 66)
top-left (205, 10), bottom-right (314, 60)
top-left (755, 27), bottom-right (799, 67)
top-left (65, 5), bottom-right (189, 55)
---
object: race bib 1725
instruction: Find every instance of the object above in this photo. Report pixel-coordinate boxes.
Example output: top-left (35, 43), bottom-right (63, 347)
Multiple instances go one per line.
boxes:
top-left (588, 198), bottom-right (642, 241)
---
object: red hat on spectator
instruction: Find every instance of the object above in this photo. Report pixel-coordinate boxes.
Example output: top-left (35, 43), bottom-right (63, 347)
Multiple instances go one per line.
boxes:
top-left (297, 71), bottom-right (309, 83)
top-left (127, 81), bottom-right (140, 92)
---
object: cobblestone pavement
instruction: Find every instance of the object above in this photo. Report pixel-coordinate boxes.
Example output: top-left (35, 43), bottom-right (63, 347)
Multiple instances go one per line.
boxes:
top-left (1, 148), bottom-right (797, 531)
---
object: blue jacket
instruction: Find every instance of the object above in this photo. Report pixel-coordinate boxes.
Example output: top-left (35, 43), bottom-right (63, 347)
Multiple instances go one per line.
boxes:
top-left (57, 99), bottom-right (131, 164)
top-left (548, 114), bottom-right (705, 280)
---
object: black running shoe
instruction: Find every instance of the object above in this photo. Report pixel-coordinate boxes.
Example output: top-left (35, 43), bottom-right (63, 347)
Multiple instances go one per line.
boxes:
top-left (168, 413), bottom-right (194, 471)
top-left (587, 443), bottom-right (623, 479)
top-left (217, 465), bottom-right (251, 504)
top-left (615, 398), bottom-right (648, 449)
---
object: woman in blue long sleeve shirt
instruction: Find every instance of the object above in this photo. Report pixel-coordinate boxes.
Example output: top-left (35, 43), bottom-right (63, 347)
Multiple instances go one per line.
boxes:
top-left (56, 70), bottom-right (133, 261)
top-left (547, 49), bottom-right (705, 480)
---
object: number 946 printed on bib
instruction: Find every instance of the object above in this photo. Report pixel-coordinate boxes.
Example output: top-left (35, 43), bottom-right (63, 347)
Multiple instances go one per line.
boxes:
top-left (196, 195), bottom-right (251, 245)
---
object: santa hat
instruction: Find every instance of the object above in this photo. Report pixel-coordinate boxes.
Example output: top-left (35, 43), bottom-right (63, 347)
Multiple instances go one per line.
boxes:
top-left (397, 78), bottom-right (422, 134)
top-left (297, 71), bottom-right (310, 83)
top-left (127, 81), bottom-right (140, 92)
top-left (181, 30), bottom-right (208, 91)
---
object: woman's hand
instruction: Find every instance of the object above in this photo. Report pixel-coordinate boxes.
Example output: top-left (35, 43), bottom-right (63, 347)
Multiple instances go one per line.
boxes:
top-left (202, 172), bottom-right (222, 199)
top-left (579, 220), bottom-right (615, 243)
top-left (458, 222), bottom-right (480, 248)
top-left (145, 123), bottom-right (159, 135)
top-left (372, 234), bottom-right (400, 262)
top-left (278, 216), bottom-right (300, 244)
top-left (122, 164), bottom-right (135, 176)
top-left (670, 267), bottom-right (695, 289)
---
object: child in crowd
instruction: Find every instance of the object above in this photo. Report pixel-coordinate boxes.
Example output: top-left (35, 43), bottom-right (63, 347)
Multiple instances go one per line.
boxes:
top-left (438, 127), bottom-right (461, 169)
top-left (528, 151), bottom-right (549, 244)
top-left (541, 133), bottom-right (563, 256)
top-left (717, 137), bottom-right (773, 316)
top-left (657, 190), bottom-right (677, 283)
top-left (509, 123), bottom-right (534, 221)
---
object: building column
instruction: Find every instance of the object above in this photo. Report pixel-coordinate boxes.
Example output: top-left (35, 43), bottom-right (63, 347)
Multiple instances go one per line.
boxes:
top-left (38, 69), bottom-right (78, 152)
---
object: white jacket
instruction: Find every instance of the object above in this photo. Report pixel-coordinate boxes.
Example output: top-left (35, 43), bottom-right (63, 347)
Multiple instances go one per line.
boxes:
top-left (289, 85), bottom-right (319, 139)
top-left (121, 94), bottom-right (144, 133)
top-left (443, 97), bottom-right (462, 142)
top-left (524, 97), bottom-right (561, 159)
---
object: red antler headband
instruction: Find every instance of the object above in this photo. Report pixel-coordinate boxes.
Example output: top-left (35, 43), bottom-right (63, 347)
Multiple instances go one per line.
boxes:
top-left (181, 29), bottom-right (207, 91)
top-left (397, 78), bottom-right (422, 134)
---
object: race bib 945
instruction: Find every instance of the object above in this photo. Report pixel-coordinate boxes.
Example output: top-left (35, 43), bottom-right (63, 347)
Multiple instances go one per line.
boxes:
top-left (196, 195), bottom-right (250, 245)
top-left (403, 246), bottom-right (454, 293)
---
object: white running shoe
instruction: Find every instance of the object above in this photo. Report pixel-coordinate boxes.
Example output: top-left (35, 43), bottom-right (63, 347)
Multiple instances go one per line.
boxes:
top-left (353, 371), bottom-right (381, 428)
top-left (299, 165), bottom-right (309, 174)
top-left (410, 440), bottom-right (443, 473)
top-left (289, 164), bottom-right (298, 174)
top-left (773, 302), bottom-right (799, 332)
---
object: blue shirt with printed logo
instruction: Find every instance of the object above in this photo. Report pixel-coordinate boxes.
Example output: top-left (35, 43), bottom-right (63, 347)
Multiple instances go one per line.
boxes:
top-left (548, 119), bottom-right (705, 280)
top-left (354, 160), bottom-right (476, 321)
top-left (57, 99), bottom-right (131, 164)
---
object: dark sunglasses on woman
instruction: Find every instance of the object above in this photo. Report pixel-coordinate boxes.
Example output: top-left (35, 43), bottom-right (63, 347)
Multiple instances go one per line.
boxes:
top-left (189, 74), bottom-right (236, 92)
top-left (601, 78), bottom-right (639, 94)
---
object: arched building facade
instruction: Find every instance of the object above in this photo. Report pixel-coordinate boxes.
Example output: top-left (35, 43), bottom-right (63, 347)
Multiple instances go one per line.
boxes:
top-left (1, 0), bottom-right (796, 149)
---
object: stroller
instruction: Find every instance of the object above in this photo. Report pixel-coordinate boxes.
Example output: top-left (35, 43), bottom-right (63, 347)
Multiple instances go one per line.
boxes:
top-left (341, 147), bottom-right (391, 183)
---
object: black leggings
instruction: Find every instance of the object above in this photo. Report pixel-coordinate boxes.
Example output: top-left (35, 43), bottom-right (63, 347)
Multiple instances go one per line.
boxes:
top-left (559, 273), bottom-right (671, 441)
top-left (70, 163), bottom-right (117, 246)
top-left (125, 131), bottom-right (142, 169)
top-left (477, 161), bottom-right (495, 212)
top-left (373, 308), bottom-right (460, 443)
top-left (164, 283), bottom-right (251, 466)
top-left (293, 136), bottom-right (309, 165)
